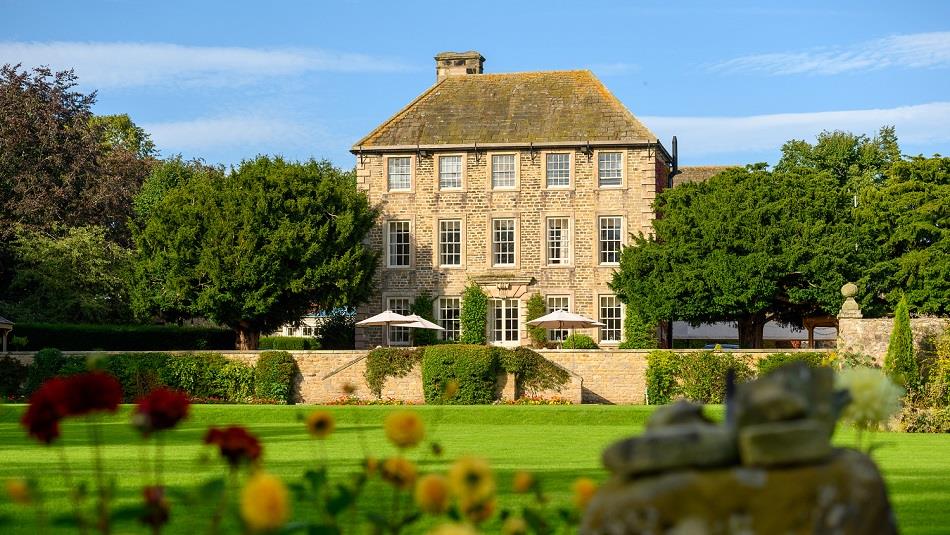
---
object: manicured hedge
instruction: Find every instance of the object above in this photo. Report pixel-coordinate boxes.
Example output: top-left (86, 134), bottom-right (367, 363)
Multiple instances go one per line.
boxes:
top-left (422, 345), bottom-right (499, 404)
top-left (562, 334), bottom-right (599, 349)
top-left (645, 350), bottom-right (754, 404)
top-left (364, 347), bottom-right (423, 398)
top-left (255, 351), bottom-right (298, 404)
top-left (12, 323), bottom-right (235, 351)
top-left (0, 356), bottom-right (28, 399)
top-left (259, 336), bottom-right (320, 350)
top-left (25, 348), bottom-right (88, 395)
top-left (755, 352), bottom-right (826, 376)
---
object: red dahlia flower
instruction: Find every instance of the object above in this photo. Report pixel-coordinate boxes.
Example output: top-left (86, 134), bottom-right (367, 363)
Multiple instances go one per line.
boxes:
top-left (62, 372), bottom-right (123, 416)
top-left (21, 377), bottom-right (70, 444)
top-left (204, 426), bottom-right (262, 467)
top-left (134, 388), bottom-right (190, 436)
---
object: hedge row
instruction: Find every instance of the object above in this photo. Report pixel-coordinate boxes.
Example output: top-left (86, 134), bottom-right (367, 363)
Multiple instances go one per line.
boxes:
top-left (10, 323), bottom-right (236, 351)
top-left (365, 344), bottom-right (570, 404)
top-left (259, 336), bottom-right (320, 350)
top-left (0, 349), bottom-right (297, 404)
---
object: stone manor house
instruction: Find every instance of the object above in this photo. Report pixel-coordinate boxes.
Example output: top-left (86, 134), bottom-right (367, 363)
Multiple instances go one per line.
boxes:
top-left (352, 51), bottom-right (675, 349)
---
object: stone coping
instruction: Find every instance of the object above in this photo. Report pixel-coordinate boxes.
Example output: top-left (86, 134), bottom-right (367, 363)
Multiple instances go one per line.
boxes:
top-left (2, 347), bottom-right (831, 357)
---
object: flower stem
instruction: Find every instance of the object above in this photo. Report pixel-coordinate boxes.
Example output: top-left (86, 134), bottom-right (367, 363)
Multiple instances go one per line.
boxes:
top-left (57, 444), bottom-right (88, 535)
top-left (86, 416), bottom-right (110, 535)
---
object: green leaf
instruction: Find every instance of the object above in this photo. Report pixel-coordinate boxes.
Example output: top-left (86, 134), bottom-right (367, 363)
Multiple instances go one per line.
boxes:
top-left (303, 468), bottom-right (328, 492)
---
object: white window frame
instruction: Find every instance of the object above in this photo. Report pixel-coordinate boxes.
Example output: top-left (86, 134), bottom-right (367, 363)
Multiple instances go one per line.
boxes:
top-left (436, 297), bottom-right (461, 341)
top-left (387, 220), bottom-right (411, 268)
top-left (598, 294), bottom-right (624, 344)
top-left (438, 219), bottom-right (462, 267)
top-left (546, 295), bottom-right (571, 342)
top-left (490, 152), bottom-right (519, 190)
top-left (491, 218), bottom-right (517, 267)
top-left (598, 215), bottom-right (624, 265)
top-left (544, 152), bottom-right (572, 189)
top-left (490, 298), bottom-right (520, 345)
top-left (386, 155), bottom-right (413, 192)
top-left (438, 154), bottom-right (464, 190)
top-left (387, 297), bottom-right (412, 346)
top-left (546, 217), bottom-right (571, 266)
top-left (597, 151), bottom-right (624, 188)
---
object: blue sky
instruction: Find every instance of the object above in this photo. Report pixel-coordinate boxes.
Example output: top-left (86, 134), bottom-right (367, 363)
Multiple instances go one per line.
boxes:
top-left (4, 0), bottom-right (949, 168)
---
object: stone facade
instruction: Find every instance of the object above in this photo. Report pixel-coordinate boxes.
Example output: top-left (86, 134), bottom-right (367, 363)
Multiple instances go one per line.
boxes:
top-left (837, 316), bottom-right (948, 363)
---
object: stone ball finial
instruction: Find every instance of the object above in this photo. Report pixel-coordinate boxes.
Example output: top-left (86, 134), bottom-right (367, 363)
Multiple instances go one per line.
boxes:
top-left (841, 282), bottom-right (858, 298)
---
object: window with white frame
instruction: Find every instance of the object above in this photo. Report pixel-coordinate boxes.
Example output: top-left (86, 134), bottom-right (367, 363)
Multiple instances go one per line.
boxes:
top-left (492, 218), bottom-right (516, 266)
top-left (387, 157), bottom-right (411, 191)
top-left (388, 220), bottom-right (411, 267)
top-left (438, 219), bottom-right (461, 267)
top-left (490, 298), bottom-right (519, 343)
top-left (546, 217), bottom-right (570, 265)
top-left (546, 153), bottom-right (571, 187)
top-left (491, 154), bottom-right (516, 189)
top-left (437, 297), bottom-right (460, 341)
top-left (599, 216), bottom-right (623, 264)
top-left (302, 326), bottom-right (313, 336)
top-left (599, 295), bottom-right (623, 342)
top-left (598, 152), bottom-right (623, 187)
top-left (284, 326), bottom-right (298, 336)
top-left (388, 297), bottom-right (411, 345)
top-left (439, 155), bottom-right (462, 189)
top-left (546, 295), bottom-right (570, 342)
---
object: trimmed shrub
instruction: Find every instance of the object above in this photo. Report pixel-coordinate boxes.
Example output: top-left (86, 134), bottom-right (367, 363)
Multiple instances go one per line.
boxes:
top-left (459, 283), bottom-right (488, 345)
top-left (364, 347), bottom-right (423, 398)
top-left (255, 351), bottom-right (298, 404)
top-left (563, 333), bottom-right (598, 349)
top-left (618, 306), bottom-right (657, 349)
top-left (162, 353), bottom-right (230, 399)
top-left (13, 323), bottom-right (235, 351)
top-left (24, 348), bottom-right (88, 394)
top-left (646, 351), bottom-right (680, 405)
top-left (96, 353), bottom-right (171, 401)
top-left (316, 311), bottom-right (356, 350)
top-left (410, 294), bottom-right (438, 346)
top-left (898, 406), bottom-right (950, 433)
top-left (259, 336), bottom-right (319, 350)
top-left (217, 361), bottom-right (256, 403)
top-left (756, 352), bottom-right (826, 376)
top-left (885, 295), bottom-right (918, 389)
top-left (525, 293), bottom-right (547, 348)
top-left (0, 356), bottom-right (28, 399)
top-left (497, 346), bottom-right (569, 394)
top-left (422, 345), bottom-right (499, 404)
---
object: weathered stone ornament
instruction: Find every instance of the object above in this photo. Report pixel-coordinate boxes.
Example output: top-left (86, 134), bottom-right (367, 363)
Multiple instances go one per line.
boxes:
top-left (583, 362), bottom-right (897, 534)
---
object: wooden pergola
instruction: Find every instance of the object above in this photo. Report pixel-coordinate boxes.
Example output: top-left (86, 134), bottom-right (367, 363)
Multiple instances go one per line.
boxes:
top-left (803, 315), bottom-right (838, 349)
top-left (0, 316), bottom-right (12, 353)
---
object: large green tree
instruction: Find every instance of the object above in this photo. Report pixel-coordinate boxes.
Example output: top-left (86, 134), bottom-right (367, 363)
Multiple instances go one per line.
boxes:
top-left (131, 156), bottom-right (379, 349)
top-left (611, 164), bottom-right (857, 348)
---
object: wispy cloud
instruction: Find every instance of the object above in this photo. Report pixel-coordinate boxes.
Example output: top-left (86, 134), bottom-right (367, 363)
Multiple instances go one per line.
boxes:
top-left (711, 32), bottom-right (950, 75)
top-left (0, 41), bottom-right (413, 88)
top-left (643, 102), bottom-right (950, 157)
top-left (143, 116), bottom-right (311, 152)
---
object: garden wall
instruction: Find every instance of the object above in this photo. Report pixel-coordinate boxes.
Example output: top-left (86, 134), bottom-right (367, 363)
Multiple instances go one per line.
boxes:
top-left (6, 348), bottom-right (823, 405)
top-left (837, 317), bottom-right (948, 362)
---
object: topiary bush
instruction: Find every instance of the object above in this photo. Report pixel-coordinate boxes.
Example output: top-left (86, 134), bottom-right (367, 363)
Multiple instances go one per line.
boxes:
top-left (0, 356), bottom-right (28, 399)
top-left (646, 351), bottom-right (680, 405)
top-left (24, 348), bottom-right (88, 395)
top-left (885, 295), bottom-right (918, 390)
top-left (161, 353), bottom-right (230, 399)
top-left (259, 336), bottom-right (319, 350)
top-left (525, 293), bottom-right (547, 348)
top-left (756, 352), bottom-right (826, 376)
top-left (459, 283), bottom-right (488, 345)
top-left (254, 351), bottom-right (298, 404)
top-left (217, 360), bottom-right (256, 403)
top-left (563, 333), bottom-right (598, 349)
top-left (497, 346), bottom-right (569, 394)
top-left (364, 347), bottom-right (423, 398)
top-left (422, 345), bottom-right (499, 404)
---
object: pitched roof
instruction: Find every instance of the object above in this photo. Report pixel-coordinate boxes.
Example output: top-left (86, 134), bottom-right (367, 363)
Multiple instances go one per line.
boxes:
top-left (672, 165), bottom-right (740, 187)
top-left (353, 70), bottom-right (658, 149)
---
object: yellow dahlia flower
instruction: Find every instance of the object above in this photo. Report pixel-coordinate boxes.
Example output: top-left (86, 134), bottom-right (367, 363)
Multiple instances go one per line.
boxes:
top-left (449, 456), bottom-right (495, 501)
top-left (512, 471), bottom-right (534, 493)
top-left (305, 410), bottom-right (335, 439)
top-left (427, 523), bottom-right (480, 535)
top-left (502, 516), bottom-right (529, 535)
top-left (381, 457), bottom-right (418, 490)
top-left (240, 472), bottom-right (290, 532)
top-left (572, 477), bottom-right (598, 510)
top-left (384, 411), bottom-right (425, 449)
top-left (414, 473), bottom-right (450, 514)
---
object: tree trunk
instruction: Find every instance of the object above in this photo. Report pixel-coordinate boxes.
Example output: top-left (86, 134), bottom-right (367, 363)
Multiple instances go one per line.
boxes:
top-left (235, 322), bottom-right (260, 350)
top-left (737, 314), bottom-right (766, 349)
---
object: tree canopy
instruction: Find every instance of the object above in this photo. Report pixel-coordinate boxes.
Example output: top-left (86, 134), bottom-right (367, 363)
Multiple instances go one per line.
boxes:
top-left (131, 156), bottom-right (379, 348)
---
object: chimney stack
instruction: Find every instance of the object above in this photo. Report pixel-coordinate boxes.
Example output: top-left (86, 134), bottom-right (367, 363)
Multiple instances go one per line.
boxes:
top-left (435, 51), bottom-right (485, 82)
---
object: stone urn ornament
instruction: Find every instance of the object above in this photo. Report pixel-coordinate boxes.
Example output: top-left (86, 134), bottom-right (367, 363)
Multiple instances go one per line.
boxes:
top-left (583, 362), bottom-right (898, 534)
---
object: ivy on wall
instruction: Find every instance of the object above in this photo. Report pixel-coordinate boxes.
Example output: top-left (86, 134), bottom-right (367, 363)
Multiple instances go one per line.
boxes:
top-left (460, 283), bottom-right (488, 345)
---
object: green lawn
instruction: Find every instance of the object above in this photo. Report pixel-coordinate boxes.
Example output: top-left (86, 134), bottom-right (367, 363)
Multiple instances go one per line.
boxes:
top-left (0, 404), bottom-right (947, 534)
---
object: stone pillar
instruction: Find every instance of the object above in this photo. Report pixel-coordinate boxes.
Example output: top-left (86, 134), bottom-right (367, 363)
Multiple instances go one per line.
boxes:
top-left (836, 282), bottom-right (863, 354)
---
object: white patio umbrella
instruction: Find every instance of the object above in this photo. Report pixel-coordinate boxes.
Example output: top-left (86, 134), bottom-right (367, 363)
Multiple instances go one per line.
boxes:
top-left (527, 310), bottom-right (605, 349)
top-left (398, 314), bottom-right (445, 331)
top-left (355, 310), bottom-right (414, 346)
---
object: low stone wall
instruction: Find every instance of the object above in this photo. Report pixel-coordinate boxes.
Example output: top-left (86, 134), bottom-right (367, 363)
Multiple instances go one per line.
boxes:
top-left (837, 317), bottom-right (948, 362)
top-left (6, 348), bottom-right (826, 405)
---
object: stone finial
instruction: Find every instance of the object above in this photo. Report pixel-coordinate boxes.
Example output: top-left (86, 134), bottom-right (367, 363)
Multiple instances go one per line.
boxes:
top-left (838, 282), bottom-right (863, 319)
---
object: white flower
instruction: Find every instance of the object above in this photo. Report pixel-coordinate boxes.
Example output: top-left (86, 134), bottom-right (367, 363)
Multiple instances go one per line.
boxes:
top-left (836, 367), bottom-right (903, 431)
